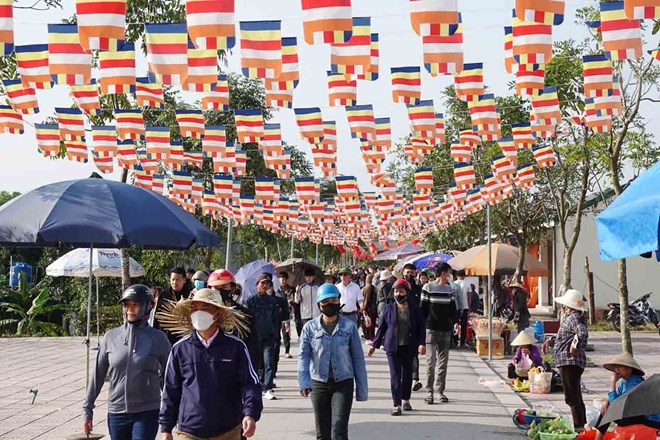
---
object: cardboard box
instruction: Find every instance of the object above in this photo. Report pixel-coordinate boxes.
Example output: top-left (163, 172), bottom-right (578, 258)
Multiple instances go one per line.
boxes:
top-left (476, 337), bottom-right (504, 358)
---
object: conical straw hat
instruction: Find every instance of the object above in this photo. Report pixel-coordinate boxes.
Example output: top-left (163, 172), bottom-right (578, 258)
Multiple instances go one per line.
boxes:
top-left (511, 330), bottom-right (537, 346)
top-left (603, 352), bottom-right (645, 376)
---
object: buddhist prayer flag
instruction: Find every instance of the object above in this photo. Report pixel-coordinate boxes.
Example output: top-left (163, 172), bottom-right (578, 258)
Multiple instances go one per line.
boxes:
top-left (498, 137), bottom-right (518, 165)
top-left (186, 0), bottom-right (235, 50)
top-left (116, 139), bottom-right (139, 169)
top-left (357, 33), bottom-right (380, 81)
top-left (183, 44), bottom-right (218, 92)
top-left (2, 79), bottom-right (39, 115)
top-left (465, 188), bottom-right (483, 214)
top-left (407, 100), bottom-right (436, 138)
top-left (201, 74), bottom-right (229, 111)
top-left (234, 109), bottom-right (264, 144)
top-left (600, 1), bottom-right (642, 61)
top-left (515, 0), bottom-right (565, 25)
top-left (270, 37), bottom-right (300, 90)
top-left (116, 109), bottom-right (145, 141)
top-left (75, 0), bottom-right (127, 52)
top-left (176, 110), bottom-right (205, 139)
top-left (532, 144), bottom-right (557, 167)
top-left (240, 21), bottom-right (282, 79)
top-left (515, 163), bottom-right (536, 189)
top-left (48, 24), bottom-right (92, 85)
top-left (585, 97), bottom-right (612, 132)
top-left (624, 0), bottom-right (660, 19)
top-left (202, 125), bottom-right (227, 156)
top-left (136, 77), bottom-right (165, 109)
top-left (583, 54), bottom-right (613, 98)
top-left (35, 124), bottom-right (61, 157)
top-left (491, 155), bottom-right (516, 182)
top-left (450, 141), bottom-right (472, 163)
top-left (327, 71), bottom-right (357, 106)
top-left (0, 105), bottom-right (23, 134)
top-left (459, 129), bottom-right (482, 149)
top-left (312, 121), bottom-right (338, 177)
top-left (265, 79), bottom-right (294, 109)
top-left (593, 78), bottom-right (623, 117)
top-left (69, 80), bottom-right (101, 116)
top-left (423, 14), bottom-right (463, 76)
top-left (301, 0), bottom-right (352, 45)
top-left (91, 125), bottom-right (118, 174)
top-left (454, 162), bottom-right (476, 189)
top-left (330, 17), bottom-right (371, 76)
top-left (65, 139), bottom-right (89, 163)
top-left (531, 86), bottom-right (561, 125)
top-left (391, 67), bottom-right (421, 105)
top-left (414, 167), bottom-right (434, 192)
top-left (454, 63), bottom-right (485, 101)
top-left (295, 177), bottom-right (319, 204)
top-left (133, 169), bottom-right (153, 190)
top-left (335, 176), bottom-right (360, 200)
top-left (409, 0), bottom-right (459, 37)
top-left (145, 23), bottom-right (189, 85)
top-left (295, 107), bottom-right (324, 144)
top-left (469, 94), bottom-right (501, 141)
top-left (137, 148), bottom-right (159, 174)
top-left (0, 0), bottom-right (12, 56)
top-left (145, 126), bottom-right (171, 159)
top-left (515, 64), bottom-right (545, 96)
top-left (504, 26), bottom-right (519, 75)
top-left (15, 44), bottom-right (52, 90)
top-left (512, 10), bottom-right (553, 66)
top-left (262, 123), bottom-right (283, 155)
top-left (530, 112), bottom-right (556, 138)
top-left (346, 105), bottom-right (375, 141)
top-left (166, 140), bottom-right (184, 171)
top-left (56, 107), bottom-right (85, 141)
top-left (512, 122), bottom-right (536, 149)
top-left (433, 113), bottom-right (446, 145)
top-left (98, 43), bottom-right (136, 94)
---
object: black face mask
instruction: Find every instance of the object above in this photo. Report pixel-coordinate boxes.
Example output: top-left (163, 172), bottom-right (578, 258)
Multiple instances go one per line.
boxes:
top-left (404, 274), bottom-right (416, 284)
top-left (394, 295), bottom-right (408, 304)
top-left (320, 303), bottom-right (342, 317)
top-left (219, 290), bottom-right (233, 302)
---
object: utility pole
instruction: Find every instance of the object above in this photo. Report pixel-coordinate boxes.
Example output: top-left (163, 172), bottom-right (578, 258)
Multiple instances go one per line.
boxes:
top-left (225, 220), bottom-right (233, 271)
top-left (584, 257), bottom-right (596, 325)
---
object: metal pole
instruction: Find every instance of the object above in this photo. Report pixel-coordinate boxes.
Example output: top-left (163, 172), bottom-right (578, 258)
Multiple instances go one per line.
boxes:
top-left (290, 235), bottom-right (295, 259)
top-left (85, 244), bottom-right (93, 388)
top-left (487, 203), bottom-right (493, 361)
top-left (225, 220), bottom-right (233, 270)
top-left (95, 276), bottom-right (100, 347)
top-left (315, 243), bottom-right (319, 265)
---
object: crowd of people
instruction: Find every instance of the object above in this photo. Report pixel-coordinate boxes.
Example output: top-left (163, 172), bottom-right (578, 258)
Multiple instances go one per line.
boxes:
top-left (80, 261), bottom-right (658, 440)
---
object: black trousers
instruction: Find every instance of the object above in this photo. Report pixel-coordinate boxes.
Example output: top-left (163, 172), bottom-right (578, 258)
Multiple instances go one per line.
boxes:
top-left (386, 346), bottom-right (415, 406)
top-left (460, 309), bottom-right (469, 346)
top-left (412, 355), bottom-right (419, 382)
top-left (311, 379), bottom-right (354, 440)
top-left (559, 365), bottom-right (586, 429)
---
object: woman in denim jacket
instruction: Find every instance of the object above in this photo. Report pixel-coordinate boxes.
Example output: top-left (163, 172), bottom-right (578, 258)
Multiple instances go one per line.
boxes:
top-left (298, 283), bottom-right (368, 440)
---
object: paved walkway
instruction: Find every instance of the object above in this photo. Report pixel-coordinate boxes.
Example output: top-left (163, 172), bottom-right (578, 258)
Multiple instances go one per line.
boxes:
top-left (0, 337), bottom-right (527, 440)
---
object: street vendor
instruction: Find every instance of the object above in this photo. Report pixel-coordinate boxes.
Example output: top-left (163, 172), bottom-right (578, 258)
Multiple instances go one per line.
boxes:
top-left (507, 330), bottom-right (543, 379)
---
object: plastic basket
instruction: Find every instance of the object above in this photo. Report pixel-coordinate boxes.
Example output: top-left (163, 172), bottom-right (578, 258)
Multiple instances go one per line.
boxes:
top-left (539, 432), bottom-right (576, 440)
top-left (522, 413), bottom-right (556, 425)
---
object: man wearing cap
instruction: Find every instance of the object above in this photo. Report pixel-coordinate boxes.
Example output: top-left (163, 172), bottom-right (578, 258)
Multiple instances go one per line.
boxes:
top-left (336, 267), bottom-right (364, 326)
top-left (295, 268), bottom-right (321, 328)
top-left (159, 288), bottom-right (263, 440)
top-left (246, 274), bottom-right (281, 401)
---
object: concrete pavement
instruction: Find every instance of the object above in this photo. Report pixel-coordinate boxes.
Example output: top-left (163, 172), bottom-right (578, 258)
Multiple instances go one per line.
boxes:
top-left (0, 337), bottom-right (527, 440)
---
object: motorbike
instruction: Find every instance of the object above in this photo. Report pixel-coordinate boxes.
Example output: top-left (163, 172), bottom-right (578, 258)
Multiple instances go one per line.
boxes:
top-left (606, 292), bottom-right (660, 335)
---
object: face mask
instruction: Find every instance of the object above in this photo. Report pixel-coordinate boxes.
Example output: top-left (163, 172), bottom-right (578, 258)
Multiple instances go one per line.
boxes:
top-left (319, 303), bottom-right (341, 317)
top-left (394, 295), bottom-right (408, 304)
top-left (219, 290), bottom-right (232, 302)
top-left (194, 280), bottom-right (205, 290)
top-left (404, 274), bottom-right (415, 283)
top-left (191, 310), bottom-right (215, 331)
top-left (447, 274), bottom-right (454, 283)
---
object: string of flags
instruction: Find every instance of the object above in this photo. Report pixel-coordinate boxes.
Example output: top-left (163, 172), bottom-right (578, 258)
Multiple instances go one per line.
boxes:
top-left (1, 0), bottom-right (657, 256)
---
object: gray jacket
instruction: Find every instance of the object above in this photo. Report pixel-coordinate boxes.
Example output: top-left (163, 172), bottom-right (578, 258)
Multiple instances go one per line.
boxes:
top-left (83, 320), bottom-right (171, 420)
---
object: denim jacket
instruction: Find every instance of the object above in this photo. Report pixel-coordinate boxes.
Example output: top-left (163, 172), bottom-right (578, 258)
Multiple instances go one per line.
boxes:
top-left (297, 316), bottom-right (368, 402)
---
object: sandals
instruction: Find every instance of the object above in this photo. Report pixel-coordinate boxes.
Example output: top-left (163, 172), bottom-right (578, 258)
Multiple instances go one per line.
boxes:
top-left (424, 395), bottom-right (434, 405)
top-left (439, 394), bottom-right (449, 403)
top-left (412, 381), bottom-right (423, 392)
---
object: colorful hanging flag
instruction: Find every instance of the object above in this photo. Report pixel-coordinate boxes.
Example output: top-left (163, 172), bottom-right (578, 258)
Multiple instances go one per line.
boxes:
top-left (136, 148), bottom-right (159, 174)
top-left (98, 43), bottom-right (136, 94)
top-left (295, 107), bottom-right (324, 144)
top-left (133, 169), bottom-right (153, 190)
top-left (183, 43), bottom-right (218, 92)
top-left (201, 74), bottom-right (229, 111)
top-left (583, 54), bottom-right (613, 98)
top-left (357, 33), bottom-right (380, 81)
top-left (0, 0), bottom-right (13, 56)
top-left (407, 100), bottom-right (436, 138)
top-left (15, 44), bottom-right (53, 90)
top-left (491, 155), bottom-right (516, 182)
top-left (423, 14), bottom-right (463, 76)
top-left (203, 125), bottom-right (227, 157)
top-left (409, 0), bottom-right (459, 37)
top-left (454, 62), bottom-right (484, 101)
top-left (531, 86), bottom-right (561, 125)
top-left (261, 123), bottom-right (283, 155)
top-left (530, 112), bottom-right (556, 138)
top-left (268, 36), bottom-right (299, 91)
top-left (469, 94), bottom-right (501, 141)
top-left (327, 71), bottom-right (357, 107)
top-left (624, 0), bottom-right (660, 19)
top-left (145, 23), bottom-right (189, 85)
top-left (75, 0), bottom-right (126, 52)
top-left (65, 139), bottom-right (89, 163)
top-left (515, 64), bottom-right (545, 96)
top-left (234, 109), bottom-right (264, 144)
top-left (335, 175), bottom-right (360, 200)
top-left (265, 79), bottom-right (294, 109)
top-left (459, 129), bottom-right (482, 148)
top-left (145, 126), bottom-right (171, 159)
top-left (240, 21), bottom-right (282, 79)
top-left (116, 139), bottom-right (139, 169)
top-left (391, 66), bottom-right (422, 105)
top-left (346, 105), bottom-right (375, 141)
top-left (515, 0), bottom-right (565, 25)
top-left (301, 0), bottom-right (352, 45)
top-left (465, 188), bottom-right (484, 214)
top-left (295, 177), bottom-right (319, 204)
top-left (2, 79), bottom-right (39, 115)
top-left (512, 122), bottom-right (536, 149)
top-left (136, 77), bottom-right (165, 109)
top-left (69, 80), bottom-right (101, 116)
top-left (56, 107), bottom-right (85, 141)
top-left (585, 97), bottom-right (613, 132)
top-left (498, 137), bottom-right (518, 165)
top-left (186, 0), bottom-right (235, 50)
top-left (512, 10), bottom-right (553, 66)
top-left (433, 113), bottom-right (446, 145)
top-left (116, 109), bottom-right (145, 141)
top-left (312, 121), bottom-right (338, 177)
top-left (165, 140), bottom-right (185, 171)
top-left (35, 124), bottom-right (62, 157)
top-left (532, 144), bottom-right (557, 167)
top-left (515, 163), bottom-right (536, 189)
top-left (176, 110), bottom-right (205, 139)
top-left (454, 162), bottom-right (476, 189)
top-left (0, 105), bottom-right (23, 134)
top-left (330, 17), bottom-right (371, 77)
top-left (91, 125), bottom-right (118, 174)
top-left (48, 24), bottom-right (92, 85)
top-left (593, 78), bottom-right (623, 117)
top-left (414, 167), bottom-right (434, 192)
top-left (504, 26), bottom-right (519, 75)
top-left (600, 1), bottom-right (642, 61)
top-left (450, 141), bottom-right (472, 163)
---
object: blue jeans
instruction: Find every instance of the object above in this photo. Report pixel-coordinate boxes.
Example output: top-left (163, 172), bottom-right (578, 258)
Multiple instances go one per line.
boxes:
top-left (107, 409), bottom-right (159, 440)
top-left (258, 336), bottom-right (277, 391)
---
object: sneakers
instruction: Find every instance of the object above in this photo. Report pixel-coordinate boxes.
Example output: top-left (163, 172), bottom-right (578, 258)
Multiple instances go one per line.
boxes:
top-left (391, 406), bottom-right (402, 416)
top-left (285, 353), bottom-right (293, 359)
top-left (402, 402), bottom-right (413, 411)
top-left (412, 381), bottom-right (423, 392)
top-left (263, 390), bottom-right (277, 400)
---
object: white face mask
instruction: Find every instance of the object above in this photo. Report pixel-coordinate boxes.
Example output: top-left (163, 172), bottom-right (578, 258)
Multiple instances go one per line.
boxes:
top-left (447, 274), bottom-right (454, 283)
top-left (191, 310), bottom-right (215, 331)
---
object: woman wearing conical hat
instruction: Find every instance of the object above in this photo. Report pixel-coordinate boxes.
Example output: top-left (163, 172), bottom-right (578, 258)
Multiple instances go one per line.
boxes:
top-left (507, 330), bottom-right (543, 379)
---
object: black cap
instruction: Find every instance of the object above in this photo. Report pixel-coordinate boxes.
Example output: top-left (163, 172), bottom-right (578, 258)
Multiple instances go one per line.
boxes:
top-left (119, 284), bottom-right (154, 307)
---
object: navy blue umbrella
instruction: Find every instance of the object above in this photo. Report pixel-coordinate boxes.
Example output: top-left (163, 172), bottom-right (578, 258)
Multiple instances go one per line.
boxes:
top-left (0, 179), bottom-right (220, 249)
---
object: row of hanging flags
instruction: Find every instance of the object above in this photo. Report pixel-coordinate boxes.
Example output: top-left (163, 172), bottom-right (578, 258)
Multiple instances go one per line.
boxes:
top-left (0, 0), bottom-right (658, 252)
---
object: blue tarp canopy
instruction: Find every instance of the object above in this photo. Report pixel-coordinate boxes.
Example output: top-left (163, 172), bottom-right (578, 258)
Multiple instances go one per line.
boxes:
top-left (596, 161), bottom-right (660, 261)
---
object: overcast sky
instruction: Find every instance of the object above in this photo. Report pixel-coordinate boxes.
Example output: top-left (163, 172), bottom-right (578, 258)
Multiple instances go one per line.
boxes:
top-left (1, 0), bottom-right (658, 193)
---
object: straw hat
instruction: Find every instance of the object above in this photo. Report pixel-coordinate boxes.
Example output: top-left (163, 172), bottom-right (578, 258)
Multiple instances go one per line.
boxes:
top-left (603, 352), bottom-right (645, 376)
top-left (554, 289), bottom-right (587, 311)
top-left (511, 330), bottom-right (537, 346)
top-left (154, 288), bottom-right (248, 337)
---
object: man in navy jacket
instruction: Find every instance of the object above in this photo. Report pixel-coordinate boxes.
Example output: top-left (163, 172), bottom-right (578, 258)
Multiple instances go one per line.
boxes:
top-left (159, 289), bottom-right (263, 439)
